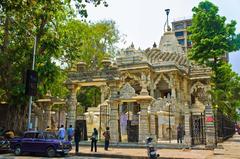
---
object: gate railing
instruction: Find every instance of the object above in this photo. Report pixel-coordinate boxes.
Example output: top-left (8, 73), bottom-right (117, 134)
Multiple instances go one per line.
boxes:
top-left (215, 110), bottom-right (235, 141)
top-left (190, 112), bottom-right (206, 145)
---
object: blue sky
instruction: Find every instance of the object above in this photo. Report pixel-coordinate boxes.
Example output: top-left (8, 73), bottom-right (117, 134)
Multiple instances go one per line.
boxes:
top-left (85, 0), bottom-right (240, 74)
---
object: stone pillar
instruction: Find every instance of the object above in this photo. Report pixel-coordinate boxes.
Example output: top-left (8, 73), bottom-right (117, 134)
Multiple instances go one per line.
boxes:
top-left (139, 101), bottom-right (149, 143)
top-left (157, 112), bottom-right (163, 139)
top-left (109, 82), bottom-right (119, 143)
top-left (205, 104), bottom-right (216, 149)
top-left (100, 85), bottom-right (105, 103)
top-left (45, 104), bottom-right (52, 128)
top-left (109, 101), bottom-right (119, 143)
top-left (170, 73), bottom-right (176, 99)
top-left (149, 108), bottom-right (156, 140)
top-left (66, 83), bottom-right (78, 129)
top-left (184, 109), bottom-right (191, 146)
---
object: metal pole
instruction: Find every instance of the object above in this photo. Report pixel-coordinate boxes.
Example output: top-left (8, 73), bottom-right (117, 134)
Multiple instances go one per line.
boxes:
top-left (27, 36), bottom-right (37, 130)
top-left (169, 103), bottom-right (171, 143)
top-left (99, 105), bottom-right (102, 141)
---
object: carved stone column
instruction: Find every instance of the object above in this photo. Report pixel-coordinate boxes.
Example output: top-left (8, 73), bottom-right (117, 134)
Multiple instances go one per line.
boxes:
top-left (100, 85), bottom-right (106, 103)
top-left (157, 112), bottom-right (163, 140)
top-left (66, 81), bottom-right (78, 129)
top-left (149, 107), bottom-right (156, 140)
top-left (169, 73), bottom-right (176, 99)
top-left (108, 82), bottom-right (119, 143)
top-left (45, 104), bottom-right (52, 128)
top-left (205, 104), bottom-right (216, 149)
top-left (184, 106), bottom-right (191, 146)
top-left (109, 101), bottom-right (119, 143)
top-left (36, 97), bottom-right (52, 129)
top-left (138, 101), bottom-right (150, 143)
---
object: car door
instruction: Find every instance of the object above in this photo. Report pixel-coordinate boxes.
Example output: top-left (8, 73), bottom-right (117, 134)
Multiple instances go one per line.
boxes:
top-left (33, 132), bottom-right (46, 153)
top-left (21, 132), bottom-right (36, 152)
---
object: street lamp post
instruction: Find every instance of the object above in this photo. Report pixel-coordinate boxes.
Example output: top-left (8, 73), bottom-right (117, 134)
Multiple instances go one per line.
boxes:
top-left (27, 36), bottom-right (37, 130)
top-left (168, 102), bottom-right (171, 143)
top-left (164, 9), bottom-right (171, 32)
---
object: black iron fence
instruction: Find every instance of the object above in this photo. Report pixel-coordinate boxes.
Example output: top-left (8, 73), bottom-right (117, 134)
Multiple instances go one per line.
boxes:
top-left (190, 112), bottom-right (206, 145)
top-left (215, 110), bottom-right (235, 141)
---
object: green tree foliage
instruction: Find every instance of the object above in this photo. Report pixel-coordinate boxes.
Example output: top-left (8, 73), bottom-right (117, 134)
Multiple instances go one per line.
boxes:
top-left (189, 1), bottom-right (240, 118)
top-left (77, 87), bottom-right (101, 114)
top-left (0, 0), bottom-right (120, 132)
top-left (189, 1), bottom-right (240, 68)
top-left (58, 19), bottom-right (119, 68)
top-left (210, 63), bottom-right (240, 119)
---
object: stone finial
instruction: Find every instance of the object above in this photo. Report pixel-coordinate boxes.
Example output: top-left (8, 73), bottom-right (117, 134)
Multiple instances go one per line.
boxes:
top-left (77, 61), bottom-right (86, 72)
top-left (101, 58), bottom-right (111, 68)
top-left (130, 42), bottom-right (134, 48)
top-left (153, 42), bottom-right (157, 48)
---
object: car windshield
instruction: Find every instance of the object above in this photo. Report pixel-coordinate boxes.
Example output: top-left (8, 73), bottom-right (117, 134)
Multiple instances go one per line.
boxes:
top-left (43, 132), bottom-right (57, 139)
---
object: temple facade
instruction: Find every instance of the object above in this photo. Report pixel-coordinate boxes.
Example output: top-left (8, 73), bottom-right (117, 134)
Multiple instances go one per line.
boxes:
top-left (65, 28), bottom-right (216, 148)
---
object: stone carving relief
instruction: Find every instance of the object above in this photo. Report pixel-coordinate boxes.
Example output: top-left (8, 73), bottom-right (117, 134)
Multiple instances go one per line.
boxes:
top-left (119, 83), bottom-right (136, 99)
top-left (151, 96), bottom-right (176, 112)
top-left (154, 73), bottom-right (170, 89)
top-left (140, 72), bottom-right (150, 95)
top-left (121, 72), bottom-right (141, 82)
top-left (191, 81), bottom-right (208, 104)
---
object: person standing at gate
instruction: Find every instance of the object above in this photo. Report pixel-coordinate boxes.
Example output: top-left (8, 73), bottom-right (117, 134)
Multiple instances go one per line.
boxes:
top-left (67, 125), bottom-right (74, 142)
top-left (177, 123), bottom-right (183, 144)
top-left (74, 125), bottom-right (81, 153)
top-left (58, 125), bottom-right (66, 140)
top-left (103, 127), bottom-right (110, 150)
top-left (90, 128), bottom-right (98, 152)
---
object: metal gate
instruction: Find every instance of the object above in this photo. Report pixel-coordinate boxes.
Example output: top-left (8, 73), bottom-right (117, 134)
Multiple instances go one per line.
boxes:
top-left (191, 112), bottom-right (206, 145)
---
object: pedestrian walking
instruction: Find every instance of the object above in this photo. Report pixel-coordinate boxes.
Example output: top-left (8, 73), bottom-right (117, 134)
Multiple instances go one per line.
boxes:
top-left (177, 123), bottom-right (183, 144)
top-left (67, 125), bottom-right (74, 141)
top-left (74, 125), bottom-right (81, 153)
top-left (90, 128), bottom-right (98, 152)
top-left (58, 125), bottom-right (66, 140)
top-left (103, 127), bottom-right (110, 150)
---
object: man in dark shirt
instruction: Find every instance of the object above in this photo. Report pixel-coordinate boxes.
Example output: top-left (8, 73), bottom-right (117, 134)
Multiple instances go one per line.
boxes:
top-left (74, 126), bottom-right (81, 153)
top-left (177, 124), bottom-right (184, 144)
top-left (103, 127), bottom-right (110, 150)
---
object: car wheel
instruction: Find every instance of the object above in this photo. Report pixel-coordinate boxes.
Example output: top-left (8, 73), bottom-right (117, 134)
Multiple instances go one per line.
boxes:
top-left (46, 147), bottom-right (56, 157)
top-left (14, 145), bottom-right (22, 156)
top-left (60, 152), bottom-right (67, 157)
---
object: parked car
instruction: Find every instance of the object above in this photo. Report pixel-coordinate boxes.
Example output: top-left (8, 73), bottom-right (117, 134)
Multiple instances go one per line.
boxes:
top-left (10, 131), bottom-right (72, 157)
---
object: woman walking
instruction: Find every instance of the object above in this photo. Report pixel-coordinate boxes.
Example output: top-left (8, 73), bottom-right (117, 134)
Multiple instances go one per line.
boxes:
top-left (91, 128), bottom-right (98, 152)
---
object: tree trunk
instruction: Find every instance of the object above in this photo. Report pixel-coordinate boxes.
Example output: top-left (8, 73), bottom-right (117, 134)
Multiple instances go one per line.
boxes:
top-left (6, 104), bottom-right (28, 136)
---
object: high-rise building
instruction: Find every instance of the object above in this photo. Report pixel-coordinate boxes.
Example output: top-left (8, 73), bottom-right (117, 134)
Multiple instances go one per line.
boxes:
top-left (172, 18), bottom-right (192, 53)
top-left (172, 18), bottom-right (229, 61)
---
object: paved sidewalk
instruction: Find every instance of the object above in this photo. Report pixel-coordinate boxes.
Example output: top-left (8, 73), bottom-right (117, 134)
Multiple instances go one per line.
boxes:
top-left (70, 146), bottom-right (213, 159)
top-left (208, 133), bottom-right (240, 159)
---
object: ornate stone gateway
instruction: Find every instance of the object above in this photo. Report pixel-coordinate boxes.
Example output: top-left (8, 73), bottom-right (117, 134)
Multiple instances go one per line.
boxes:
top-left (65, 14), bottom-right (216, 147)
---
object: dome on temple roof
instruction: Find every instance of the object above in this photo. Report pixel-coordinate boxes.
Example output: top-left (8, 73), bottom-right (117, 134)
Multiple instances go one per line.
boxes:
top-left (145, 49), bottom-right (189, 66)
